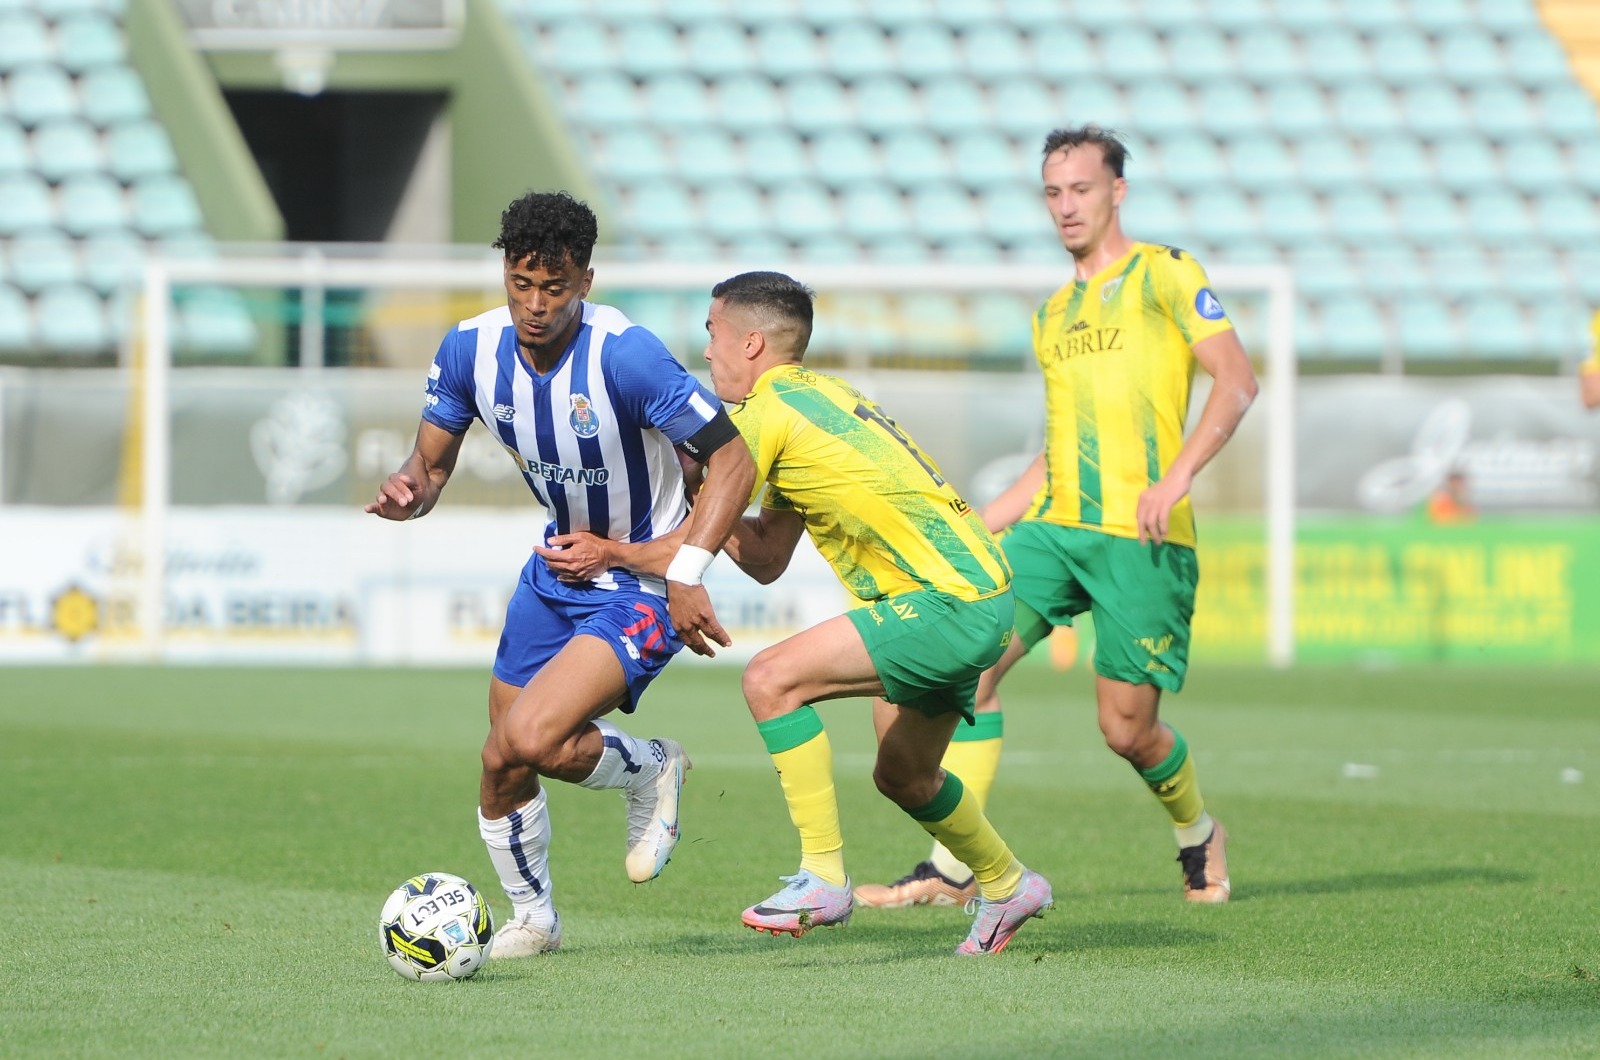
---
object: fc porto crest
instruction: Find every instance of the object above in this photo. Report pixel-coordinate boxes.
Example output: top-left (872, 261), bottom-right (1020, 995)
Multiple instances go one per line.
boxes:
top-left (568, 393), bottom-right (601, 438)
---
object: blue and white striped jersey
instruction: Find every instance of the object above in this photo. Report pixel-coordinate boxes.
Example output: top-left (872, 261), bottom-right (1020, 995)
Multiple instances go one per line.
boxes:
top-left (422, 301), bottom-right (719, 595)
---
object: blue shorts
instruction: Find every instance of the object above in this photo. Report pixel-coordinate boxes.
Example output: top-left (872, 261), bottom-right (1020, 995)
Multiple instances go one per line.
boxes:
top-left (493, 554), bottom-right (683, 711)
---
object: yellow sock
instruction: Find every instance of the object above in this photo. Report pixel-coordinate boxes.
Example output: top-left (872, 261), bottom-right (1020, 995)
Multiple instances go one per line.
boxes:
top-left (757, 707), bottom-right (846, 886)
top-left (928, 712), bottom-right (1003, 881)
top-left (908, 772), bottom-right (1022, 901)
top-left (1138, 727), bottom-right (1213, 846)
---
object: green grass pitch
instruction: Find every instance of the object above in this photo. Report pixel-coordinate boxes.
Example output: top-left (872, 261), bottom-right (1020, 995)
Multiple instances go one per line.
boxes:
top-left (3, 662), bottom-right (1597, 1058)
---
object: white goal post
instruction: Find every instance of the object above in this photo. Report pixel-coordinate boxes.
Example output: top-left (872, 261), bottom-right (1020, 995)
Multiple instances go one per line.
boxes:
top-left (138, 253), bottom-right (1296, 666)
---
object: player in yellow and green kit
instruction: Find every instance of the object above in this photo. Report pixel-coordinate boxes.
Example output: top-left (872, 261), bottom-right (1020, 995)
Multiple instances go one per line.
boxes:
top-left (1580, 310), bottom-right (1600, 410)
top-left (698, 270), bottom-right (1051, 956)
top-left (857, 125), bottom-right (1259, 909)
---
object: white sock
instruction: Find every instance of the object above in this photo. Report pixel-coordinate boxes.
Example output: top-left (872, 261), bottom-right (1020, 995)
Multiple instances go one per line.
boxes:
top-left (928, 842), bottom-right (974, 883)
top-left (578, 719), bottom-right (663, 793)
top-left (1175, 811), bottom-right (1215, 850)
top-left (478, 790), bottom-right (555, 926)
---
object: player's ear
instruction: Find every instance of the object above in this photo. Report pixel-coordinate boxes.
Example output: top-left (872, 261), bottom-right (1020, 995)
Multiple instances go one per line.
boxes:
top-left (580, 268), bottom-right (595, 296)
top-left (745, 329), bottom-right (765, 359)
top-left (1111, 177), bottom-right (1127, 208)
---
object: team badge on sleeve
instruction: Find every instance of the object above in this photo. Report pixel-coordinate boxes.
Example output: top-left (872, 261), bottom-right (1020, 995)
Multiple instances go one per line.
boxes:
top-left (568, 393), bottom-right (601, 438)
top-left (1195, 288), bottom-right (1226, 320)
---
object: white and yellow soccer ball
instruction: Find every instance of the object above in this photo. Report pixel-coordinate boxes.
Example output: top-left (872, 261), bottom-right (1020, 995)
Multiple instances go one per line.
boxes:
top-left (378, 872), bottom-right (495, 981)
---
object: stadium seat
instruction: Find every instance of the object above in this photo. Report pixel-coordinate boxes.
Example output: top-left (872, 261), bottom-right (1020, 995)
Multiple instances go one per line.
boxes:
top-left (1503, 30), bottom-right (1575, 89)
top-left (1431, 134), bottom-right (1502, 192)
top-left (1527, 294), bottom-right (1588, 356)
top-left (571, 72), bottom-right (641, 127)
top-left (966, 290), bottom-right (1034, 357)
top-left (931, 0), bottom-right (1001, 30)
top-left (1292, 134), bottom-right (1363, 191)
top-left (54, 14), bottom-right (124, 72)
top-left (1312, 294), bottom-right (1388, 360)
top-left (1469, 83), bottom-right (1535, 141)
top-left (879, 128), bottom-right (950, 186)
top-left (991, 77), bottom-right (1063, 136)
top-left (672, 127), bottom-right (744, 185)
top-left (893, 22), bottom-right (962, 81)
top-left (615, 23), bottom-right (684, 79)
top-left (1476, 0), bottom-right (1539, 34)
top-left (105, 117), bottom-right (176, 181)
top-left (979, 181), bottom-right (1043, 244)
top-left (1499, 134), bottom-right (1568, 192)
top-left (785, 74), bottom-right (856, 133)
top-left (1333, 83), bottom-right (1401, 136)
top-left (1120, 182), bottom-right (1186, 235)
top-left (1200, 0), bottom-right (1270, 34)
top-left (1224, 133), bottom-right (1296, 192)
top-left (1057, 79), bottom-right (1126, 129)
top-left (961, 22), bottom-right (1027, 80)
top-left (0, 13), bottom-right (52, 71)
top-left (908, 182), bottom-right (980, 243)
top-left (1187, 186), bottom-right (1258, 247)
top-left (1458, 299), bottom-right (1527, 357)
top-left (797, 232), bottom-right (864, 263)
top-left (1394, 188), bottom-right (1465, 244)
top-left (622, 180), bottom-right (698, 241)
top-left (1532, 188), bottom-right (1600, 249)
top-left (1566, 248), bottom-right (1600, 301)
top-left (1325, 187), bottom-right (1393, 246)
top-left (922, 78), bottom-right (990, 136)
top-left (0, 173), bottom-right (55, 233)
top-left (806, 128), bottom-right (883, 186)
top-left (79, 64), bottom-right (150, 125)
top-left (754, 21), bottom-right (823, 79)
top-left (684, 20), bottom-right (752, 79)
top-left (0, 117), bottom-right (31, 175)
top-left (541, 20), bottom-right (614, 76)
top-left (1271, 0), bottom-right (1338, 33)
top-left (712, 74), bottom-right (784, 131)
top-left (1393, 294), bottom-right (1461, 359)
top-left (0, 282), bottom-right (31, 349)
top-left (1407, 0), bottom-right (1474, 34)
top-left (1435, 28), bottom-right (1507, 85)
top-left (1538, 84), bottom-right (1600, 141)
top-left (1125, 82), bottom-right (1195, 138)
top-left (949, 129), bottom-right (1020, 188)
top-left (1166, 27), bottom-right (1236, 86)
top-left (35, 282), bottom-right (107, 352)
top-left (131, 175), bottom-right (202, 235)
top-left (1369, 28), bottom-right (1439, 86)
top-left (81, 226), bottom-right (145, 294)
top-left (1303, 29), bottom-right (1371, 86)
top-left (8, 229), bottom-right (80, 292)
top-left (1140, 0), bottom-right (1205, 27)
top-left (1193, 82), bottom-right (1264, 140)
top-left (1363, 135), bottom-right (1434, 192)
top-left (1098, 26), bottom-right (1169, 85)
top-left (742, 127), bottom-right (808, 179)
top-left (9, 65), bottom-right (78, 127)
top-left (839, 180), bottom-right (910, 240)
top-left (1340, 0), bottom-right (1408, 32)
top-left (699, 180), bottom-right (768, 241)
top-left (1457, 187), bottom-right (1526, 246)
top-left (179, 286), bottom-right (259, 356)
top-left (1263, 82), bottom-right (1330, 135)
top-left (1427, 246), bottom-right (1497, 299)
top-left (939, 234), bottom-right (1003, 264)
top-left (643, 73), bottom-right (713, 129)
top-left (769, 180), bottom-right (838, 241)
top-left (58, 173), bottom-right (127, 235)
top-left (1288, 246), bottom-right (1360, 299)
top-left (824, 21), bottom-right (892, 80)
top-left (1257, 187), bottom-right (1328, 246)
top-left (1155, 132), bottom-right (1227, 191)
top-left (1497, 246), bottom-right (1565, 300)
top-left (1400, 82), bottom-right (1470, 138)
top-left (851, 75), bottom-right (920, 134)
top-left (30, 118), bottom-right (101, 181)
top-left (1235, 27), bottom-right (1304, 84)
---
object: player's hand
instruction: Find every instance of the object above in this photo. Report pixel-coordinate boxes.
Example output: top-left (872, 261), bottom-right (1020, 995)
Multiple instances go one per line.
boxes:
top-left (365, 472), bottom-right (427, 520)
top-left (1136, 471), bottom-right (1192, 545)
top-left (677, 452), bottom-right (706, 505)
top-left (667, 582), bottom-right (730, 658)
top-left (535, 532), bottom-right (613, 583)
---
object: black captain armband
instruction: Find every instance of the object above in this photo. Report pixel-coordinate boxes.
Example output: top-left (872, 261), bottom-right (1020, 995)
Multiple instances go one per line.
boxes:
top-left (676, 407), bottom-right (741, 460)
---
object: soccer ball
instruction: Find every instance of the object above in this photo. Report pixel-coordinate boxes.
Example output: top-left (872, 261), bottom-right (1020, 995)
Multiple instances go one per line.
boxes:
top-left (378, 872), bottom-right (495, 981)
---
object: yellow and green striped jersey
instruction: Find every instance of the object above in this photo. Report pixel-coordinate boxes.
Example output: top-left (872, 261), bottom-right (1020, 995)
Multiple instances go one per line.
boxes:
top-left (732, 364), bottom-right (1011, 603)
top-left (1027, 242), bottom-right (1234, 549)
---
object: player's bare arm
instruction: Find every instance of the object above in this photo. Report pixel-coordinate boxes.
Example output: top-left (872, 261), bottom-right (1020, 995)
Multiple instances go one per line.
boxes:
top-left (364, 420), bottom-right (464, 520)
top-left (665, 432), bottom-right (757, 657)
top-left (1581, 364), bottom-right (1600, 410)
top-left (721, 505), bottom-right (806, 585)
top-left (980, 453), bottom-right (1046, 533)
top-left (538, 525), bottom-right (688, 583)
top-left (1137, 330), bottom-right (1258, 545)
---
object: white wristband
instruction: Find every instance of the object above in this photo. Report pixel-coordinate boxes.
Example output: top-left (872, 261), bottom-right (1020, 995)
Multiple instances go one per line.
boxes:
top-left (665, 545), bottom-right (716, 586)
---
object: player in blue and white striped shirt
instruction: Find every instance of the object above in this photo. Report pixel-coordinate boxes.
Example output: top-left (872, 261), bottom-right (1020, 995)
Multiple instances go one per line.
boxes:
top-left (367, 192), bottom-right (754, 957)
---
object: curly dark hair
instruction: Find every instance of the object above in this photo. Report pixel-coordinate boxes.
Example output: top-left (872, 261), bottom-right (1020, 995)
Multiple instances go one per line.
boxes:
top-left (493, 191), bottom-right (599, 270)
top-left (710, 271), bottom-right (815, 355)
top-left (1041, 125), bottom-right (1129, 178)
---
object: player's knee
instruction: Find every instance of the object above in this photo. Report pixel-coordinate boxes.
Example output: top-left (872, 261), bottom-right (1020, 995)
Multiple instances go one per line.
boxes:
top-left (871, 762), bottom-right (921, 808)
top-left (1100, 719), bottom-right (1156, 762)
top-left (741, 650), bottom-right (799, 720)
top-left (495, 723), bottom-right (569, 775)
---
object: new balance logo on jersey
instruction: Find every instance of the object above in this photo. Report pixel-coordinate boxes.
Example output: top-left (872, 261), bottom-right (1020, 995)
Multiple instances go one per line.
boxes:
top-left (1049, 327), bottom-right (1123, 361)
top-left (493, 404), bottom-right (516, 422)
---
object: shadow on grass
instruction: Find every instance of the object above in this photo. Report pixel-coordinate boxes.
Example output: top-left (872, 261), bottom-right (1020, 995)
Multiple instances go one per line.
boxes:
top-left (1243, 865), bottom-right (1530, 899)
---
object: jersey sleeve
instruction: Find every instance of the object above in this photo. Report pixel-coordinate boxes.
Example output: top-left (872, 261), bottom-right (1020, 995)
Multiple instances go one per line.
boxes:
top-left (606, 327), bottom-right (724, 445)
top-left (421, 327), bottom-right (477, 434)
top-left (1157, 249), bottom-right (1235, 349)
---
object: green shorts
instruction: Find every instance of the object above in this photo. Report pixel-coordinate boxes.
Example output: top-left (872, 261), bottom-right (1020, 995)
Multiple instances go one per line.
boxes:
top-left (846, 588), bottom-right (1015, 722)
top-left (1002, 521), bottom-right (1198, 692)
